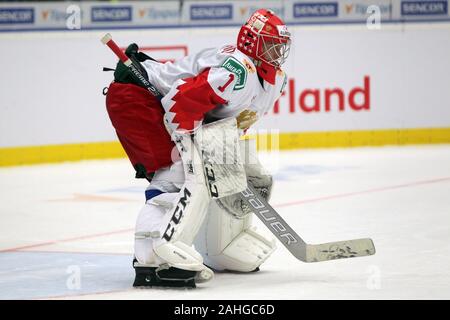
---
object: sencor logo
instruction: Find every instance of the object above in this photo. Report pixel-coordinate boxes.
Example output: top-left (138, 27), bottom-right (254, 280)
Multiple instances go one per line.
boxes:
top-left (0, 8), bottom-right (34, 24)
top-left (91, 6), bottom-right (132, 22)
top-left (293, 2), bottom-right (338, 18)
top-left (401, 1), bottom-right (448, 16)
top-left (190, 4), bottom-right (233, 20)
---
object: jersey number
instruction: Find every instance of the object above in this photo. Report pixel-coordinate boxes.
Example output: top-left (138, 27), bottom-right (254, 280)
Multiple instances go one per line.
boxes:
top-left (218, 74), bottom-right (235, 92)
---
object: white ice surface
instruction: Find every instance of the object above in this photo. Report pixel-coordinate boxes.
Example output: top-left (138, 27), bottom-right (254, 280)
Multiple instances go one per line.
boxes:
top-left (1, 145), bottom-right (450, 300)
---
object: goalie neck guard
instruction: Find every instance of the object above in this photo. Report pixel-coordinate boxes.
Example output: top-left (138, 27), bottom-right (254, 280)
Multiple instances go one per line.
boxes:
top-left (237, 9), bottom-right (291, 85)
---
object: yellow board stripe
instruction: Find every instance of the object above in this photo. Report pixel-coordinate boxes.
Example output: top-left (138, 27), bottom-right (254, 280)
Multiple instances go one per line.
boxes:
top-left (251, 127), bottom-right (450, 151)
top-left (0, 141), bottom-right (126, 167)
top-left (1, 127), bottom-right (450, 167)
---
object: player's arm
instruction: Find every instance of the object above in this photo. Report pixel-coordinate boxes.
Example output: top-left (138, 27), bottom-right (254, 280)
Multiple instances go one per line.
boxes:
top-left (161, 67), bottom-right (237, 132)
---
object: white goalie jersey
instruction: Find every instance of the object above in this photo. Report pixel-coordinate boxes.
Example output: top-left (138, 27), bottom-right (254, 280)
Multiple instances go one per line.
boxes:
top-left (142, 44), bottom-right (287, 131)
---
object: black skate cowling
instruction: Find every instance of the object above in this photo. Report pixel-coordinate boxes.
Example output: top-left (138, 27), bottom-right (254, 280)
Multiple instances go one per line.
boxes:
top-left (133, 264), bottom-right (197, 288)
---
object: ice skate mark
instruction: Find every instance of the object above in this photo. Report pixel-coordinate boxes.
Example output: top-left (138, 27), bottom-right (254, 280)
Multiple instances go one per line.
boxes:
top-left (47, 193), bottom-right (136, 202)
top-left (35, 288), bottom-right (135, 300)
top-left (274, 176), bottom-right (450, 208)
top-left (98, 186), bottom-right (146, 194)
top-left (5, 249), bottom-right (131, 256)
top-left (0, 228), bottom-right (134, 253)
top-left (274, 165), bottom-right (357, 181)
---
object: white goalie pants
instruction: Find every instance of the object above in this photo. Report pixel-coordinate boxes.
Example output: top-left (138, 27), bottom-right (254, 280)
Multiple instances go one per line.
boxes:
top-left (134, 161), bottom-right (277, 272)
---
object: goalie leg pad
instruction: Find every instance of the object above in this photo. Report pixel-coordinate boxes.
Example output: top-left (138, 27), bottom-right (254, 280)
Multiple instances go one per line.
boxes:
top-left (194, 200), bottom-right (276, 273)
top-left (133, 125), bottom-right (219, 287)
top-left (134, 191), bottom-right (213, 284)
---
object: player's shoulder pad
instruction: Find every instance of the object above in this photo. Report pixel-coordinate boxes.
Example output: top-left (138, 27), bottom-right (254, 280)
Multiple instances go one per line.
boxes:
top-left (216, 45), bottom-right (257, 91)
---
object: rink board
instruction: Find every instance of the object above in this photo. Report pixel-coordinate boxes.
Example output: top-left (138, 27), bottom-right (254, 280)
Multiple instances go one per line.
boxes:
top-left (1, 127), bottom-right (450, 166)
top-left (1, 23), bottom-right (450, 165)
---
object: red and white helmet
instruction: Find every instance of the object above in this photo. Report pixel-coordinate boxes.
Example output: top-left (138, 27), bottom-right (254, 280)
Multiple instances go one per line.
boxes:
top-left (237, 9), bottom-right (291, 84)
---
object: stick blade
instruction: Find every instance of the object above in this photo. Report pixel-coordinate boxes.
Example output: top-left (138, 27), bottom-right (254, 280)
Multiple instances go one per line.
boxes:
top-left (306, 238), bottom-right (376, 263)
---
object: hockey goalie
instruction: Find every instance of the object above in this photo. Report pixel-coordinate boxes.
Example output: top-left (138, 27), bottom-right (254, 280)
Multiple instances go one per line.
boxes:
top-left (104, 9), bottom-right (291, 288)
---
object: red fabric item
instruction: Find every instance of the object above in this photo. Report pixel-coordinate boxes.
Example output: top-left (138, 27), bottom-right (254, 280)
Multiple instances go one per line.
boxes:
top-left (168, 68), bottom-right (227, 131)
top-left (105, 82), bottom-right (177, 175)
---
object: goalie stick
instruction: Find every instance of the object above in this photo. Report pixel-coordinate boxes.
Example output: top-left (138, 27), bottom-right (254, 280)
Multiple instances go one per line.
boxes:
top-left (101, 33), bottom-right (162, 98)
top-left (239, 185), bottom-right (376, 263)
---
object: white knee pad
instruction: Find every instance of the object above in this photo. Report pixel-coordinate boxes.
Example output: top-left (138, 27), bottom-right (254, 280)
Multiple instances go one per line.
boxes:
top-left (194, 200), bottom-right (276, 272)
